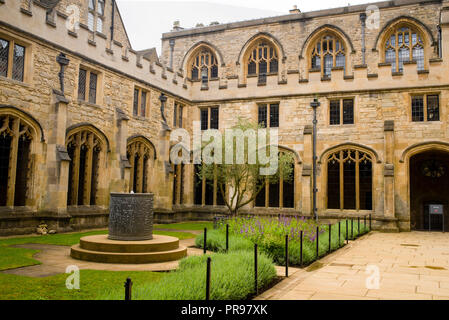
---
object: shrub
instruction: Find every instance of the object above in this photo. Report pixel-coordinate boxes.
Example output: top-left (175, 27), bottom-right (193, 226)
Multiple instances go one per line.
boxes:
top-left (197, 217), bottom-right (369, 267)
top-left (99, 250), bottom-right (276, 300)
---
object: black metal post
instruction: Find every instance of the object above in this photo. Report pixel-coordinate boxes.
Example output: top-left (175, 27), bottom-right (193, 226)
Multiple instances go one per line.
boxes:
top-left (316, 226), bottom-right (319, 259)
top-left (338, 221), bottom-right (341, 247)
top-left (226, 224), bottom-right (229, 252)
top-left (124, 277), bottom-right (132, 301)
top-left (346, 219), bottom-right (349, 244)
top-left (254, 244), bottom-right (258, 295)
top-left (300, 230), bottom-right (303, 266)
top-left (203, 228), bottom-right (207, 254)
top-left (206, 257), bottom-right (211, 300)
top-left (369, 214), bottom-right (372, 231)
top-left (358, 217), bottom-right (360, 236)
top-left (311, 98), bottom-right (320, 222)
top-left (328, 224), bottom-right (332, 254)
top-left (351, 218), bottom-right (354, 240)
top-left (285, 235), bottom-right (289, 277)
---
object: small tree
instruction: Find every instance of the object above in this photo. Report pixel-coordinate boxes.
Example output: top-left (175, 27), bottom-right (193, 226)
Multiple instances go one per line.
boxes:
top-left (197, 119), bottom-right (294, 216)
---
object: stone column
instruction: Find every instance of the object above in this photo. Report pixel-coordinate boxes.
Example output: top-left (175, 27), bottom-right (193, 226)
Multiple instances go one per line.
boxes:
top-left (384, 120), bottom-right (395, 219)
top-left (301, 125), bottom-right (313, 216)
top-left (43, 91), bottom-right (70, 214)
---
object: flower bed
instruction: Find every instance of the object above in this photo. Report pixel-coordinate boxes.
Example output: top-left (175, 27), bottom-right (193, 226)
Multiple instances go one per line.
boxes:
top-left (196, 216), bottom-right (370, 266)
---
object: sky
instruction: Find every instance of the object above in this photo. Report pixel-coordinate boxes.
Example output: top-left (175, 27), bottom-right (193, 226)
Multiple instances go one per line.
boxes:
top-left (116, 0), bottom-right (375, 55)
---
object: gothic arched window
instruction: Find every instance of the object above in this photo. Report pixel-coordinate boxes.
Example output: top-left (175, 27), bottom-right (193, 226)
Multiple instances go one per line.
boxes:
top-left (0, 114), bottom-right (35, 207)
top-left (67, 128), bottom-right (105, 206)
top-left (327, 149), bottom-right (373, 211)
top-left (190, 48), bottom-right (219, 81)
top-left (311, 34), bottom-right (346, 77)
top-left (127, 138), bottom-right (154, 194)
top-left (384, 25), bottom-right (425, 72)
top-left (247, 41), bottom-right (279, 77)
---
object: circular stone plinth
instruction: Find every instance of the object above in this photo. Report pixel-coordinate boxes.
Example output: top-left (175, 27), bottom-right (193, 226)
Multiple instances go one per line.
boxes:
top-left (79, 234), bottom-right (179, 253)
top-left (70, 234), bottom-right (187, 264)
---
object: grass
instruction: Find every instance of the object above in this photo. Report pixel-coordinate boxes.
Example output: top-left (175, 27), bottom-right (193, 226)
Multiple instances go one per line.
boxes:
top-left (99, 250), bottom-right (277, 300)
top-left (196, 218), bottom-right (370, 267)
top-left (0, 229), bottom-right (196, 271)
top-left (154, 221), bottom-right (214, 231)
top-left (0, 270), bottom-right (163, 300)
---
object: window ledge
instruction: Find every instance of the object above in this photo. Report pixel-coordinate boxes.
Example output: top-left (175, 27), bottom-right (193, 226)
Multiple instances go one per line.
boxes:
top-left (132, 115), bottom-right (149, 121)
top-left (309, 68), bottom-right (321, 73)
top-left (378, 62), bottom-right (392, 67)
top-left (392, 71), bottom-right (403, 77)
top-left (0, 75), bottom-right (31, 88)
top-left (429, 58), bottom-right (443, 64)
top-left (77, 100), bottom-right (102, 109)
top-left (418, 70), bottom-right (430, 74)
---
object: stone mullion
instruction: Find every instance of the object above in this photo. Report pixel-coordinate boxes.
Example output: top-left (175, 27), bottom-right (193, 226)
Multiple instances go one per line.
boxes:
top-left (265, 179), bottom-right (269, 208)
top-left (356, 151), bottom-right (360, 211)
top-left (6, 40), bottom-right (14, 79)
top-left (212, 166), bottom-right (217, 206)
top-left (340, 151), bottom-right (344, 211)
top-left (6, 119), bottom-right (19, 206)
top-left (279, 162), bottom-right (284, 209)
top-left (177, 164), bottom-right (182, 205)
top-left (70, 135), bottom-right (81, 205)
top-left (201, 175), bottom-right (206, 206)
top-left (137, 149), bottom-right (144, 193)
top-left (129, 151), bottom-right (135, 192)
top-left (83, 134), bottom-right (94, 205)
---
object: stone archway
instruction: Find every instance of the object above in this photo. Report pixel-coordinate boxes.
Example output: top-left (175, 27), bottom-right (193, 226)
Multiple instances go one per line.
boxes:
top-left (409, 150), bottom-right (449, 231)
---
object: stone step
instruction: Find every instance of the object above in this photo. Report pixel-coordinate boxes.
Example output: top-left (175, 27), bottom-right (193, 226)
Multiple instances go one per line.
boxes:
top-left (70, 244), bottom-right (188, 264)
top-left (79, 234), bottom-right (180, 253)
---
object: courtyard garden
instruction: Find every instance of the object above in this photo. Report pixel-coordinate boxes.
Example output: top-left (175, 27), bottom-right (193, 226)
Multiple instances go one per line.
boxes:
top-left (0, 217), bottom-right (370, 300)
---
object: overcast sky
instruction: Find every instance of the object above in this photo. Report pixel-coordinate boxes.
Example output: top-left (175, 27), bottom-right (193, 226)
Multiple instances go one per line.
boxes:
top-left (116, 0), bottom-right (375, 55)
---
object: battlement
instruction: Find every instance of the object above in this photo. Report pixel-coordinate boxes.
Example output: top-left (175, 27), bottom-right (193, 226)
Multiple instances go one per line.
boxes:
top-left (0, 0), bottom-right (190, 100)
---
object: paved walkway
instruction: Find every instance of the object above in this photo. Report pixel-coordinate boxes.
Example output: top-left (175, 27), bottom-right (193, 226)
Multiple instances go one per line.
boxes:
top-left (2, 238), bottom-right (203, 277)
top-left (257, 232), bottom-right (449, 300)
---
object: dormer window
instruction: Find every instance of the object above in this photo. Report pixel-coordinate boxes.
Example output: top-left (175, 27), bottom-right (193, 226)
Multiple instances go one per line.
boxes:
top-left (88, 0), bottom-right (105, 33)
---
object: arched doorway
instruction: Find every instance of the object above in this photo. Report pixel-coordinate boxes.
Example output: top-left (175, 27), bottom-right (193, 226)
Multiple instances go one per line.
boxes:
top-left (410, 150), bottom-right (449, 231)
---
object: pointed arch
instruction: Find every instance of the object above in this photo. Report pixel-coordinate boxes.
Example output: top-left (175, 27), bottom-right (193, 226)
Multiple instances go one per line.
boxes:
top-left (374, 16), bottom-right (435, 73)
top-left (237, 32), bottom-right (286, 66)
top-left (0, 105), bottom-right (45, 142)
top-left (66, 123), bottom-right (110, 153)
top-left (373, 16), bottom-right (436, 51)
top-left (400, 141), bottom-right (449, 163)
top-left (65, 124), bottom-right (109, 206)
top-left (299, 24), bottom-right (355, 59)
top-left (0, 106), bottom-right (43, 207)
top-left (319, 143), bottom-right (381, 164)
top-left (127, 135), bottom-right (157, 160)
top-left (181, 41), bottom-right (224, 76)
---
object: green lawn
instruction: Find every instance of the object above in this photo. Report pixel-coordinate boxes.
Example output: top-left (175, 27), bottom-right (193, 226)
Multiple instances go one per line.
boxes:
top-left (0, 270), bottom-right (163, 300)
top-left (154, 221), bottom-right (214, 231)
top-left (0, 222), bottom-right (212, 300)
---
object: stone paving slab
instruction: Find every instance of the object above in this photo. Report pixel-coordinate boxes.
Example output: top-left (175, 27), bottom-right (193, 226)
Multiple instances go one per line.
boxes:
top-left (2, 238), bottom-right (203, 277)
top-left (256, 231), bottom-right (449, 300)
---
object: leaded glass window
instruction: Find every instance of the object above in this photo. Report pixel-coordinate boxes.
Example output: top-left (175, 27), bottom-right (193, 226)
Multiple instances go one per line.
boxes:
top-left (247, 41), bottom-right (278, 77)
top-left (258, 104), bottom-right (279, 128)
top-left (0, 38), bottom-right (9, 78)
top-left (311, 34), bottom-right (345, 77)
top-left (12, 44), bottom-right (25, 82)
top-left (88, 72), bottom-right (97, 104)
top-left (258, 105), bottom-right (267, 128)
top-left (385, 26), bottom-right (425, 72)
top-left (78, 69), bottom-right (87, 101)
top-left (427, 95), bottom-right (439, 122)
top-left (190, 48), bottom-right (219, 81)
top-left (412, 96), bottom-right (424, 122)
top-left (329, 99), bottom-right (354, 125)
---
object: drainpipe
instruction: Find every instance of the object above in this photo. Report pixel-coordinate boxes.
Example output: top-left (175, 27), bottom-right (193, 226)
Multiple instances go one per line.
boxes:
top-left (110, 0), bottom-right (115, 41)
top-left (360, 13), bottom-right (367, 66)
top-left (169, 39), bottom-right (175, 69)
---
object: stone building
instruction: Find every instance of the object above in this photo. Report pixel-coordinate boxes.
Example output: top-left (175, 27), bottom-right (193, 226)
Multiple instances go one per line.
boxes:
top-left (1, 0), bottom-right (449, 235)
